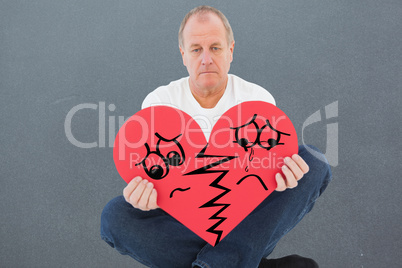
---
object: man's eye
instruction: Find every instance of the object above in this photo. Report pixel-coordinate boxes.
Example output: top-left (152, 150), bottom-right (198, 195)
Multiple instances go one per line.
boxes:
top-left (212, 47), bottom-right (220, 51)
top-left (192, 48), bottom-right (200, 53)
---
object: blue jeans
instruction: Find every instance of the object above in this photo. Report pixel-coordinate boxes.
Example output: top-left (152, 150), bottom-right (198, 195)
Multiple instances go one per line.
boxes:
top-left (101, 145), bottom-right (332, 268)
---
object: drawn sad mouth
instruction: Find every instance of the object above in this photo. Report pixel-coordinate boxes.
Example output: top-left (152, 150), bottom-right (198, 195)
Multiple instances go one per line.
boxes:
top-left (169, 187), bottom-right (191, 198)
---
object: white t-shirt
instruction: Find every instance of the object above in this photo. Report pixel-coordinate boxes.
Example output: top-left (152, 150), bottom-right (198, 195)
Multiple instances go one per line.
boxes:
top-left (142, 74), bottom-right (276, 140)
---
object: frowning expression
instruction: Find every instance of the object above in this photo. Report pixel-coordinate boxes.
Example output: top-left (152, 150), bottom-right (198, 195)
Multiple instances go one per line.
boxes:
top-left (180, 13), bottom-right (235, 92)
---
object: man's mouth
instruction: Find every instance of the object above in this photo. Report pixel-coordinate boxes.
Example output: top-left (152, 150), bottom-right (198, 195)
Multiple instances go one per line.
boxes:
top-left (200, 71), bottom-right (217, 74)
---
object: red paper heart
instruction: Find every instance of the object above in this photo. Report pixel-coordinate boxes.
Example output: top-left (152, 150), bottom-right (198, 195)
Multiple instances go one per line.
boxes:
top-left (113, 101), bottom-right (298, 246)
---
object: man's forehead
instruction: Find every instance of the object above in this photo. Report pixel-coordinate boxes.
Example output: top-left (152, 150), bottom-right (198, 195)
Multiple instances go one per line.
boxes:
top-left (189, 41), bottom-right (223, 48)
top-left (183, 13), bottom-right (227, 47)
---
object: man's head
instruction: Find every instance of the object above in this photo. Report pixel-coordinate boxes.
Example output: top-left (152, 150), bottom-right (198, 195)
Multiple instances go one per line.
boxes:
top-left (178, 6), bottom-right (234, 49)
top-left (178, 6), bottom-right (235, 94)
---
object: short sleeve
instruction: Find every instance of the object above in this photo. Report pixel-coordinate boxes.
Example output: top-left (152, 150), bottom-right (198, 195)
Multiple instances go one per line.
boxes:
top-left (141, 91), bottom-right (162, 109)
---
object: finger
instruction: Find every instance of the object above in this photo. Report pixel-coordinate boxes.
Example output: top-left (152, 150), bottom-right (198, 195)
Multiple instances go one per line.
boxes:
top-left (123, 176), bottom-right (142, 202)
top-left (284, 157), bottom-right (304, 181)
top-left (275, 173), bottom-right (287, 192)
top-left (282, 164), bottom-right (298, 188)
top-left (129, 179), bottom-right (148, 207)
top-left (137, 181), bottom-right (154, 211)
top-left (292, 154), bottom-right (309, 174)
top-left (148, 188), bottom-right (159, 210)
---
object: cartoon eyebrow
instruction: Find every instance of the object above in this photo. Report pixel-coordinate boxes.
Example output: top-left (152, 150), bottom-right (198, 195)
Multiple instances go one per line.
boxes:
top-left (155, 132), bottom-right (182, 142)
top-left (135, 133), bottom-right (184, 166)
top-left (169, 187), bottom-right (191, 198)
top-left (230, 114), bottom-right (258, 130)
top-left (236, 174), bottom-right (268, 191)
top-left (263, 119), bottom-right (291, 137)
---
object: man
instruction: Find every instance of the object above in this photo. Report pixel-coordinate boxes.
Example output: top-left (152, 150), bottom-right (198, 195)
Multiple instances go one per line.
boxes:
top-left (101, 6), bottom-right (332, 268)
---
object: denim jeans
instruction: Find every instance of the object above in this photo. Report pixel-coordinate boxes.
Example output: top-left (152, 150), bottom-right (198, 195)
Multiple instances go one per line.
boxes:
top-left (101, 145), bottom-right (332, 268)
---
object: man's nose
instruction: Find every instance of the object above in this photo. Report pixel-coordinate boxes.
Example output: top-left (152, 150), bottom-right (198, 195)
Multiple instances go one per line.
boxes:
top-left (201, 50), bottom-right (213, 65)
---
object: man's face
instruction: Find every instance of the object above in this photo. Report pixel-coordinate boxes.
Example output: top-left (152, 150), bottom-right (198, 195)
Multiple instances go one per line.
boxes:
top-left (180, 13), bottom-right (234, 92)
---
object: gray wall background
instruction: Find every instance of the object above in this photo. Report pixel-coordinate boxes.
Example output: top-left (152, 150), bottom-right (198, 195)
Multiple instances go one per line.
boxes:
top-left (1, 0), bottom-right (401, 267)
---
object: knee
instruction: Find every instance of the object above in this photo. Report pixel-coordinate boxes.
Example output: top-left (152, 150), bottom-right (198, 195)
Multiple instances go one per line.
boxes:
top-left (298, 145), bottom-right (332, 193)
top-left (100, 196), bottom-right (126, 241)
top-left (299, 145), bottom-right (331, 173)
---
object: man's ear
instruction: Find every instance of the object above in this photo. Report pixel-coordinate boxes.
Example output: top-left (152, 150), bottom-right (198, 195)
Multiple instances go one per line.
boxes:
top-left (179, 46), bottom-right (186, 66)
top-left (229, 41), bottom-right (235, 63)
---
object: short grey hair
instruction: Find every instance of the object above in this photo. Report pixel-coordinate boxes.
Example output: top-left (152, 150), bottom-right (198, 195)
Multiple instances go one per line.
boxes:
top-left (178, 5), bottom-right (234, 49)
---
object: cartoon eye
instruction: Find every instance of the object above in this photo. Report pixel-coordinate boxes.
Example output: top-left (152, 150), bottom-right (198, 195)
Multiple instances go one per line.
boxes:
top-left (258, 119), bottom-right (290, 150)
top-left (155, 133), bottom-right (185, 166)
top-left (136, 143), bottom-right (169, 180)
top-left (231, 114), bottom-right (259, 152)
top-left (166, 151), bottom-right (182, 166)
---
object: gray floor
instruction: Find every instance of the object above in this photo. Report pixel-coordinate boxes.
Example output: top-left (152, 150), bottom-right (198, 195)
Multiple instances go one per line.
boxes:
top-left (1, 1), bottom-right (401, 267)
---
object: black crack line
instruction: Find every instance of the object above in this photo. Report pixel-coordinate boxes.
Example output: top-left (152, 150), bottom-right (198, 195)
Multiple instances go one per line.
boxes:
top-left (184, 143), bottom-right (237, 246)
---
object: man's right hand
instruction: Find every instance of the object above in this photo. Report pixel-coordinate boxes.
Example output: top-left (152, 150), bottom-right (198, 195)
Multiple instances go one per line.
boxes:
top-left (123, 176), bottom-right (159, 211)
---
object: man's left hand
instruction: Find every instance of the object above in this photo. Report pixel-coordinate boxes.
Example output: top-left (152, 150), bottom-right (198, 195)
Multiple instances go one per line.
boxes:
top-left (275, 154), bottom-right (309, 191)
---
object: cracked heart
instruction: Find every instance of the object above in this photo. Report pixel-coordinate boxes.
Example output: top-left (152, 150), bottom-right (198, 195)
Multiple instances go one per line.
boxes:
top-left (113, 101), bottom-right (298, 246)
